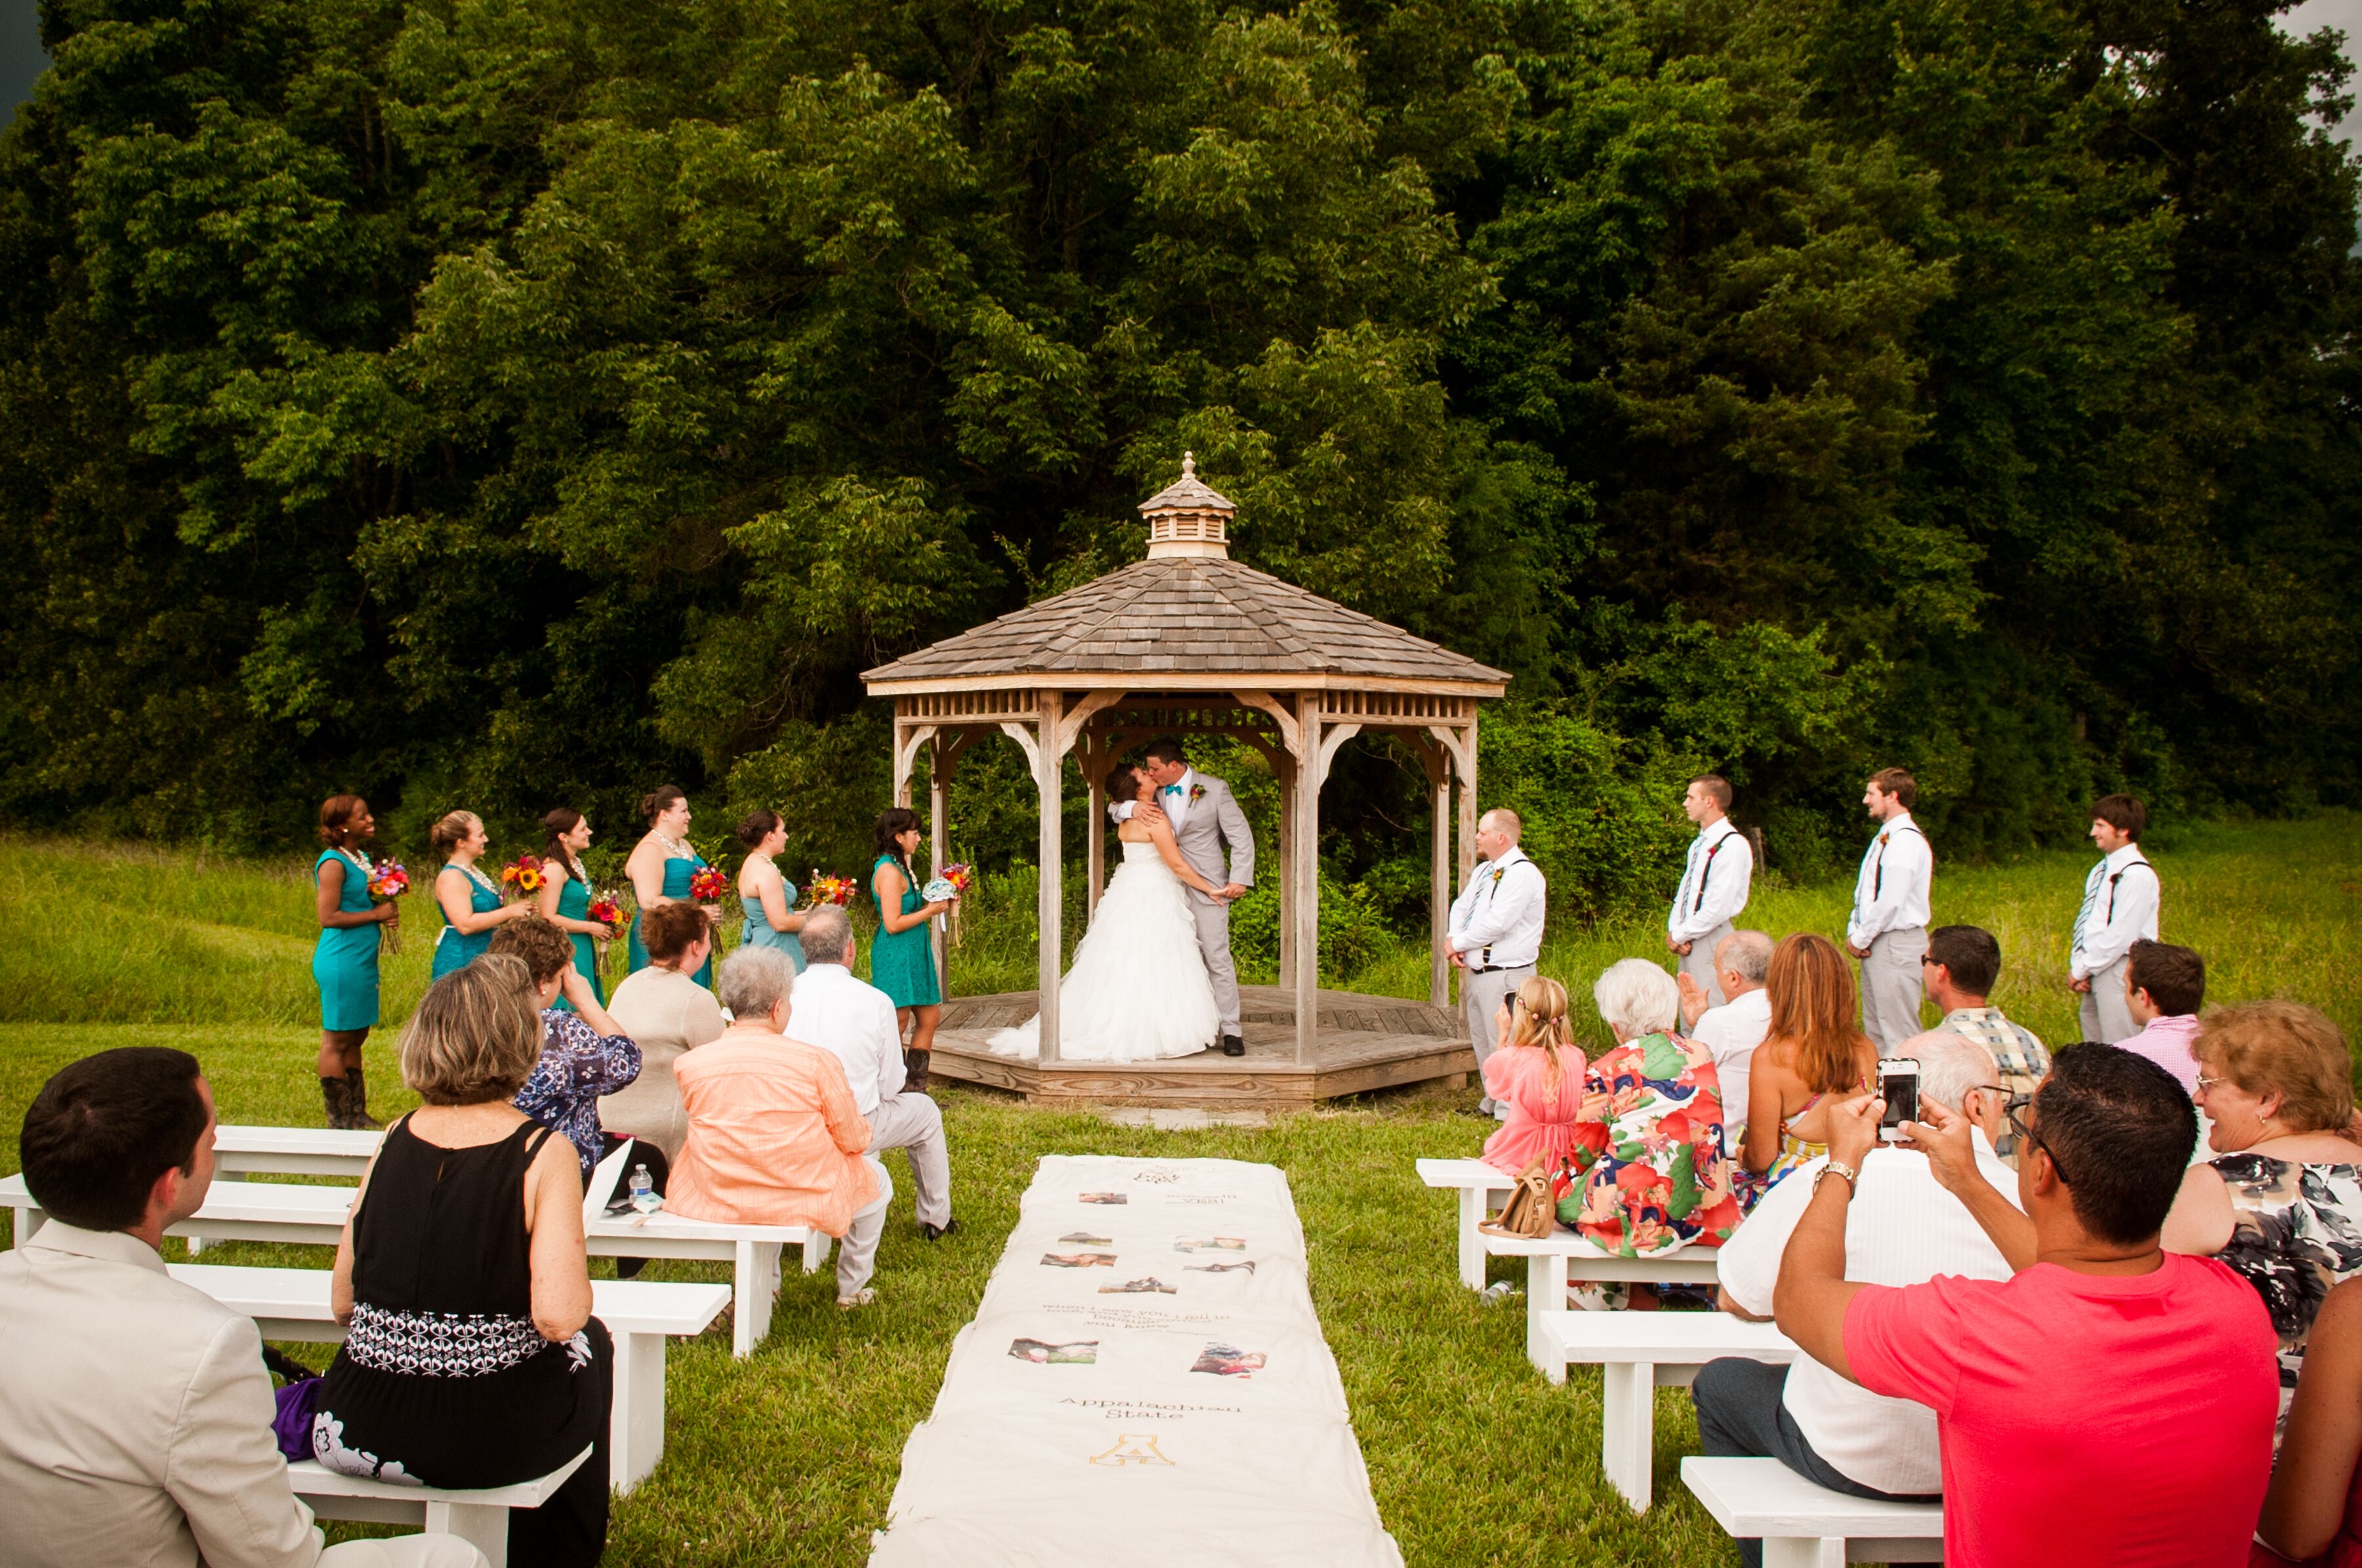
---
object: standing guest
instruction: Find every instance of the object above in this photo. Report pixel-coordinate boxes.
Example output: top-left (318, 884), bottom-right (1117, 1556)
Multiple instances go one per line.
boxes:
top-left (1567, 959), bottom-right (1739, 1257)
top-left (1843, 768), bottom-right (1932, 1053)
top-left (488, 915), bottom-right (642, 1186)
top-left (2252, 1277), bottom-right (2362, 1566)
top-left (2069, 793), bottom-right (2159, 1044)
top-left (1447, 808), bottom-right (1548, 1120)
top-left (2115, 939), bottom-right (2205, 1096)
top-left (1740, 934), bottom-right (1878, 1193)
top-left (667, 947), bottom-right (892, 1310)
top-left (427, 810), bottom-right (529, 981)
top-left (791, 904), bottom-right (957, 1240)
top-left (1477, 975), bottom-right (1585, 1178)
top-left (1666, 775), bottom-right (1752, 1007)
top-left (601, 903), bottom-right (725, 1163)
top-left (2161, 1002), bottom-right (2362, 1432)
top-left (869, 807), bottom-right (953, 1094)
top-left (533, 809), bottom-right (608, 1010)
top-left (736, 808), bottom-right (808, 975)
top-left (623, 785), bottom-right (713, 989)
top-left (310, 958), bottom-right (614, 1568)
top-left (1678, 930), bottom-right (1775, 1149)
top-left (314, 794), bottom-right (400, 1130)
top-left (0, 1047), bottom-right (487, 1568)
top-left (1923, 924), bottom-right (2049, 1159)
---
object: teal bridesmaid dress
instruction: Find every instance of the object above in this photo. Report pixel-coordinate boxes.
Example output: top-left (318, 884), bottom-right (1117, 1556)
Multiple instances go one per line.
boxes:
top-left (868, 853), bottom-right (940, 1008)
top-left (627, 853), bottom-right (715, 989)
top-left (739, 866), bottom-right (806, 975)
top-left (430, 863), bottom-right (503, 980)
top-left (312, 849), bottom-right (381, 1031)
top-left (552, 867), bottom-right (605, 1011)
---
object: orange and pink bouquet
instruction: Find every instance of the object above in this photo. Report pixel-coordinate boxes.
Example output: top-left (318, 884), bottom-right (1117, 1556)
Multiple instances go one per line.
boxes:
top-left (366, 859), bottom-right (410, 954)
top-left (587, 895), bottom-right (627, 938)
top-left (500, 854), bottom-right (545, 898)
top-left (806, 871), bottom-right (858, 907)
top-left (688, 866), bottom-right (730, 903)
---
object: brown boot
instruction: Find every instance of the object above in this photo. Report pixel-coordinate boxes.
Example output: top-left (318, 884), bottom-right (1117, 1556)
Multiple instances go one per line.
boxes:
top-left (343, 1067), bottom-right (383, 1130)
top-left (903, 1048), bottom-right (931, 1096)
top-left (320, 1075), bottom-right (350, 1129)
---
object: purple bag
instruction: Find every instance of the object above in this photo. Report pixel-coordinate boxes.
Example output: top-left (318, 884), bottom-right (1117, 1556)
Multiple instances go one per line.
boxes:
top-left (272, 1376), bottom-right (321, 1462)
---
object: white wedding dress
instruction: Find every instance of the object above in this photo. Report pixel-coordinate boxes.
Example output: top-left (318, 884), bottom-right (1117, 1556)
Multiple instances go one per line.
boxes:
top-left (987, 840), bottom-right (1218, 1062)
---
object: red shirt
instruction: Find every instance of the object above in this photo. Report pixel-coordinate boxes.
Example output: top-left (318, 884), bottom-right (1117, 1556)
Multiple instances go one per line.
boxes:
top-left (1844, 1253), bottom-right (2277, 1568)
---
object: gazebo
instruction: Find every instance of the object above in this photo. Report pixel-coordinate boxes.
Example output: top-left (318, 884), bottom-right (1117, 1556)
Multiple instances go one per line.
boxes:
top-left (860, 455), bottom-right (1510, 1105)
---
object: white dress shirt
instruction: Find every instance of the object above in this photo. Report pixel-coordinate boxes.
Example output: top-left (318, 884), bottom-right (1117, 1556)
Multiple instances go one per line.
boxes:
top-left (1668, 820), bottom-right (1752, 943)
top-left (1689, 986), bottom-right (1772, 1136)
top-left (1717, 1130), bottom-right (2020, 1495)
top-left (2070, 842), bottom-right (2159, 979)
top-left (791, 962), bottom-right (906, 1116)
top-left (1156, 766), bottom-right (1198, 834)
top-left (1447, 846), bottom-right (1546, 970)
top-left (1846, 810), bottom-right (1932, 949)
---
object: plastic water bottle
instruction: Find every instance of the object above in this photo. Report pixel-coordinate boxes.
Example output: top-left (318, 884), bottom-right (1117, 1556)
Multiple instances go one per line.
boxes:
top-left (627, 1164), bottom-right (659, 1214)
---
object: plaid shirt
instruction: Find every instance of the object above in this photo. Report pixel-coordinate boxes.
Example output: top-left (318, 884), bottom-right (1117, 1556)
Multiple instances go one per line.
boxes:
top-left (1939, 1007), bottom-right (2048, 1159)
top-left (515, 1007), bottom-right (641, 1180)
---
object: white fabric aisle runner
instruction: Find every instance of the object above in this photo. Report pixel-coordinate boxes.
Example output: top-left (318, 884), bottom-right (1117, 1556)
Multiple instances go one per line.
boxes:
top-left (869, 1155), bottom-right (1402, 1567)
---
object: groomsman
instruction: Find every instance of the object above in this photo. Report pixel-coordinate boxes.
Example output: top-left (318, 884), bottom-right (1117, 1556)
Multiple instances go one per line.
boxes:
top-left (1665, 775), bottom-right (1752, 1007)
top-left (1844, 768), bottom-right (1932, 1053)
top-left (1447, 809), bottom-right (1546, 1119)
top-left (2069, 794), bottom-right (2159, 1044)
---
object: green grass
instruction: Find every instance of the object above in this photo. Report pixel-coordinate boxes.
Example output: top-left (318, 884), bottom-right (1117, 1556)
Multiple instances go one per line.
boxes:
top-left (0, 818), bottom-right (2355, 1565)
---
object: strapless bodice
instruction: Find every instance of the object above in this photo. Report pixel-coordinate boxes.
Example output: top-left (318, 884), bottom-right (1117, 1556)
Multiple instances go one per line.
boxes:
top-left (1121, 840), bottom-right (1161, 864)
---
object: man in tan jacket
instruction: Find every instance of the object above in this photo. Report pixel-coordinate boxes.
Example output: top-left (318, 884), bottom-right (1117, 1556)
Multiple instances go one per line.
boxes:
top-left (0, 1046), bottom-right (484, 1568)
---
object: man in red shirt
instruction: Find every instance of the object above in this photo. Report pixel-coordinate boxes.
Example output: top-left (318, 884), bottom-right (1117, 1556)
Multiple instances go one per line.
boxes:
top-left (1772, 1044), bottom-right (2277, 1568)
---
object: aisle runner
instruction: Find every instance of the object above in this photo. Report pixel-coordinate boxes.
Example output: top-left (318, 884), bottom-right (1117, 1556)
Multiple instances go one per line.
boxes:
top-left (870, 1155), bottom-right (1402, 1567)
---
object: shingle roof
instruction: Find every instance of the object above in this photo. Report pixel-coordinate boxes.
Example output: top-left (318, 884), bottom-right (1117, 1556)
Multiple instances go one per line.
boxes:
top-left (1137, 453), bottom-right (1235, 516)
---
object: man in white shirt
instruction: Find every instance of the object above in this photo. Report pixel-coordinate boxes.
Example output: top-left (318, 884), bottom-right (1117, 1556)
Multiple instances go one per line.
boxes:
top-left (0, 1047), bottom-right (485, 1568)
top-left (1446, 808), bottom-right (1546, 1119)
top-left (1693, 1031), bottom-right (2019, 1562)
top-left (1677, 929), bottom-right (1773, 1144)
top-left (1844, 767), bottom-right (1933, 1053)
top-left (2069, 793), bottom-right (2159, 1044)
top-left (793, 906), bottom-right (956, 1239)
top-left (1666, 774), bottom-right (1753, 1007)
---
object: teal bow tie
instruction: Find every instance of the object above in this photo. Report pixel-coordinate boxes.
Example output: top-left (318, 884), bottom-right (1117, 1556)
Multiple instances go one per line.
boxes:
top-left (1163, 785), bottom-right (1183, 795)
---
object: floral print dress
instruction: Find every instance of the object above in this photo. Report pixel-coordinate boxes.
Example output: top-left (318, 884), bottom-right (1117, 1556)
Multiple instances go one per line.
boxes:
top-left (2211, 1153), bottom-right (2362, 1429)
top-left (1560, 1030), bottom-right (1741, 1256)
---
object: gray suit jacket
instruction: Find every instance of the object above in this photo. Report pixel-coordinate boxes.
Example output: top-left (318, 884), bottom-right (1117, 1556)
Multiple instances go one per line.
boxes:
top-left (1167, 773), bottom-right (1254, 903)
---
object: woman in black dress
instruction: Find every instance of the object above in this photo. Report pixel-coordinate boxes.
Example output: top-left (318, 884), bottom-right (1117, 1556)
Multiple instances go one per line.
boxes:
top-left (310, 954), bottom-right (611, 1568)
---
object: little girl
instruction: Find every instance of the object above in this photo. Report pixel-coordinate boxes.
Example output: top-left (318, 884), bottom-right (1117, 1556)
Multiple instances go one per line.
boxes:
top-left (1479, 976), bottom-right (1585, 1175)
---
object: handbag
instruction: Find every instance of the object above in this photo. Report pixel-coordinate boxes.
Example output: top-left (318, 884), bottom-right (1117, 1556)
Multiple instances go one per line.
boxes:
top-left (1478, 1159), bottom-right (1559, 1240)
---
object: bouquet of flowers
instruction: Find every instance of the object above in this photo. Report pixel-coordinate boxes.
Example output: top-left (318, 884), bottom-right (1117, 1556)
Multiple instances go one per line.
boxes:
top-left (921, 863), bottom-right (973, 903)
top-left (500, 854), bottom-right (545, 899)
top-left (805, 871), bottom-right (858, 907)
top-left (587, 895), bottom-right (627, 939)
top-left (366, 859), bottom-right (410, 955)
top-left (688, 865), bottom-right (730, 904)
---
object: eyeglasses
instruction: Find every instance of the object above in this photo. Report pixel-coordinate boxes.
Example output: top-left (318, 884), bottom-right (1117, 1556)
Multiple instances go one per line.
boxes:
top-left (2003, 1093), bottom-right (2057, 1168)
top-left (2193, 1073), bottom-right (2228, 1094)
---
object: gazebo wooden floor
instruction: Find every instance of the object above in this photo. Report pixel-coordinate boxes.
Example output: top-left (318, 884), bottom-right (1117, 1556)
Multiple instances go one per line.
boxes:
top-left (928, 985), bottom-right (1476, 1106)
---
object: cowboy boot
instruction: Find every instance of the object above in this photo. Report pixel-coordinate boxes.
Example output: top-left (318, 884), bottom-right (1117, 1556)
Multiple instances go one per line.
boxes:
top-left (343, 1067), bottom-right (383, 1130)
top-left (903, 1047), bottom-right (931, 1096)
top-left (320, 1075), bottom-right (350, 1129)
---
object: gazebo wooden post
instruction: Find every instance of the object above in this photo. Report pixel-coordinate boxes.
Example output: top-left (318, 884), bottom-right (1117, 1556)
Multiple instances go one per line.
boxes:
top-left (1082, 727), bottom-right (1106, 922)
top-left (929, 732), bottom-right (959, 1000)
top-left (1292, 690), bottom-right (1319, 1065)
top-left (1424, 745), bottom-right (1451, 1010)
top-left (1035, 690), bottom-right (1065, 1066)
top-left (1274, 750), bottom-right (1296, 989)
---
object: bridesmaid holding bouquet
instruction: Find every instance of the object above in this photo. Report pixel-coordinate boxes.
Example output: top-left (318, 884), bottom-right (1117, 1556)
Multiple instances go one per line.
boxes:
top-left (625, 785), bottom-right (715, 988)
top-left (312, 794), bottom-right (399, 1129)
top-left (736, 809), bottom-right (808, 974)
top-left (535, 807), bottom-right (610, 1009)
top-left (428, 810), bottom-right (530, 980)
top-left (871, 806), bottom-right (953, 1092)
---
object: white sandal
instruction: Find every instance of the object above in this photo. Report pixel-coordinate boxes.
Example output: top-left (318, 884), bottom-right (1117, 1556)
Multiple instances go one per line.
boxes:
top-left (837, 1288), bottom-right (877, 1309)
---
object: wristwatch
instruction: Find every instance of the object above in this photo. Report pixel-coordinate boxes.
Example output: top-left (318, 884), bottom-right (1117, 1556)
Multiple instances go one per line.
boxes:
top-left (1814, 1161), bottom-right (1859, 1197)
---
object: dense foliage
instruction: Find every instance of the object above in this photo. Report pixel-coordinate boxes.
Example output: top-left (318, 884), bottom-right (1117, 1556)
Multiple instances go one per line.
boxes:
top-left (1, 0), bottom-right (2354, 920)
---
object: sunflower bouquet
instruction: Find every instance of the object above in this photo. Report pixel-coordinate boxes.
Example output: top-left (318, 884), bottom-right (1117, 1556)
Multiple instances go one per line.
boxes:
top-left (499, 854), bottom-right (545, 899)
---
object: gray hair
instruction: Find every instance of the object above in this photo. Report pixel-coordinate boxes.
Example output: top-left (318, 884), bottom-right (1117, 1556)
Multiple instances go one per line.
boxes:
top-left (717, 945), bottom-right (795, 1020)
top-left (1593, 959), bottom-right (1681, 1040)
top-left (799, 904), bottom-right (854, 967)
top-left (1715, 929), bottom-right (1773, 985)
top-left (1896, 1031), bottom-right (2002, 1118)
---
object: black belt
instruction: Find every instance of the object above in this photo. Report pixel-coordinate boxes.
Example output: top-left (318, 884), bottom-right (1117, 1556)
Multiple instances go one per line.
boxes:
top-left (1469, 960), bottom-right (1535, 974)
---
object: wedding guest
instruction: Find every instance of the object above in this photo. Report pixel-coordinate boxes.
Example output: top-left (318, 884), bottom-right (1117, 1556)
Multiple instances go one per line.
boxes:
top-left (1567, 959), bottom-right (1738, 1256)
top-left (601, 903), bottom-right (724, 1163)
top-left (488, 915), bottom-right (642, 1184)
top-left (2114, 938), bottom-right (2205, 1096)
top-left (0, 1047), bottom-right (487, 1568)
top-left (736, 808), bottom-right (808, 975)
top-left (1740, 934), bottom-right (1878, 1192)
top-left (311, 958), bottom-right (614, 1568)
top-left (2069, 793), bottom-right (2160, 1044)
top-left (427, 810), bottom-right (529, 981)
top-left (533, 808), bottom-right (608, 1010)
top-left (624, 785), bottom-right (713, 988)
top-left (1477, 974), bottom-right (1585, 1177)
top-left (1447, 808), bottom-right (1547, 1119)
top-left (1843, 768), bottom-right (1932, 1052)
top-left (1923, 924), bottom-right (2048, 1159)
top-left (1678, 930), bottom-right (1774, 1147)
top-left (2252, 1277), bottom-right (2362, 1565)
top-left (869, 807), bottom-right (952, 1094)
top-left (667, 946), bottom-right (891, 1309)
top-left (313, 794), bottom-right (399, 1130)
top-left (1666, 775), bottom-right (1752, 1007)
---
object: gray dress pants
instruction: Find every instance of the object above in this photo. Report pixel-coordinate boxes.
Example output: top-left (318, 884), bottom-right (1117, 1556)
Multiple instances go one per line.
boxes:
top-left (836, 1156), bottom-right (894, 1297)
top-left (1678, 920), bottom-right (1735, 1008)
top-left (1861, 926), bottom-right (1929, 1054)
top-left (866, 1091), bottom-right (952, 1228)
top-left (2078, 955), bottom-right (2136, 1044)
top-left (1462, 964), bottom-right (1533, 1117)
top-left (1189, 892), bottom-right (1242, 1037)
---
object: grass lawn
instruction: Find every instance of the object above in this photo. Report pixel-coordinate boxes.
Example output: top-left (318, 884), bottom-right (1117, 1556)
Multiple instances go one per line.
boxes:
top-left (0, 817), bottom-right (2355, 1565)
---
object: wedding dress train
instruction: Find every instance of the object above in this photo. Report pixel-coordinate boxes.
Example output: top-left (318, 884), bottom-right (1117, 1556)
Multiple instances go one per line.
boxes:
top-left (987, 840), bottom-right (1218, 1062)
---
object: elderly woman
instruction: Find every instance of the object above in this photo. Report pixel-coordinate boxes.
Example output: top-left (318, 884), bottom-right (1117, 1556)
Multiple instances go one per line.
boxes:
top-left (600, 902), bottom-right (724, 1163)
top-left (1567, 958), bottom-right (1740, 1257)
top-left (665, 946), bottom-right (892, 1310)
top-left (2163, 1001), bottom-right (2362, 1433)
top-left (310, 956), bottom-right (611, 1567)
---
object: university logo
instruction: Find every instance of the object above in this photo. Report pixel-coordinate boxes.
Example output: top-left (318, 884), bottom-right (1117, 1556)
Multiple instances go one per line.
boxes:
top-left (1090, 1434), bottom-right (1176, 1467)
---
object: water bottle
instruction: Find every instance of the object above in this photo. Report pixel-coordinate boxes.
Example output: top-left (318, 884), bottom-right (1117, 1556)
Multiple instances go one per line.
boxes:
top-left (627, 1164), bottom-right (659, 1214)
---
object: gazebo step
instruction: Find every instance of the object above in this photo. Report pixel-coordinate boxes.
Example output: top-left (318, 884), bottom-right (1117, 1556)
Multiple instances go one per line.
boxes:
top-left (937, 985), bottom-right (1457, 1040)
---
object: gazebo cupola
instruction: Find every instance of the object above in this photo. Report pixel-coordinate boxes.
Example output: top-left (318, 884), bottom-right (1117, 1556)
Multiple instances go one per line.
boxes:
top-left (1139, 451), bottom-right (1233, 560)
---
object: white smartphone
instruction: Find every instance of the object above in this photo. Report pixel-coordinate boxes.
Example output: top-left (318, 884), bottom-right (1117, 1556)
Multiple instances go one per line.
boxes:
top-left (1877, 1058), bottom-right (1920, 1143)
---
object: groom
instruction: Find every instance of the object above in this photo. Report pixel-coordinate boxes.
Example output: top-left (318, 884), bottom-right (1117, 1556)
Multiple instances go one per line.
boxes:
top-left (1131, 737), bottom-right (1254, 1056)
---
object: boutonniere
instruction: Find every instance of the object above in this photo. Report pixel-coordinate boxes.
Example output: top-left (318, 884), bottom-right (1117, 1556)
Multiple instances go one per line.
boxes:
top-left (1489, 864), bottom-right (1506, 886)
top-left (1877, 832), bottom-right (1890, 846)
top-left (1188, 783), bottom-right (1206, 805)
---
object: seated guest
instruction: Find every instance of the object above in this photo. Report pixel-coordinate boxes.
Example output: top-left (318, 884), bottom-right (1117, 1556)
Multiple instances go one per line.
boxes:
top-left (2115, 938), bottom-right (2205, 1096)
top-left (667, 945), bottom-right (892, 1308)
top-left (0, 1048), bottom-right (487, 1568)
top-left (1678, 929), bottom-right (1774, 1147)
top-left (1567, 959), bottom-right (1738, 1256)
top-left (1924, 923), bottom-right (2047, 1158)
top-left (1695, 1033), bottom-right (2020, 1561)
top-left (310, 958), bottom-right (613, 1568)
top-left (490, 913), bottom-right (642, 1184)
top-left (790, 905), bottom-right (957, 1239)
top-left (1741, 934), bottom-right (1877, 1189)
top-left (2253, 1277), bottom-right (2362, 1566)
top-left (1478, 974), bottom-right (1585, 1176)
top-left (1775, 1045), bottom-right (2277, 1568)
top-left (601, 901), bottom-right (723, 1162)
top-left (2163, 1001), bottom-right (2362, 1432)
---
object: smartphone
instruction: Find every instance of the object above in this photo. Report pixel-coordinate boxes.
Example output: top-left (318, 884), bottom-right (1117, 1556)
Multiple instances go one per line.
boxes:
top-left (1877, 1058), bottom-right (1920, 1142)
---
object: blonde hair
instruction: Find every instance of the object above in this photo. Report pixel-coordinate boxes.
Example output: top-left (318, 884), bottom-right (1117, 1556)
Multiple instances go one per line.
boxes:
top-left (2197, 1001), bottom-right (2354, 1134)
top-left (429, 810), bottom-right (482, 856)
top-left (1504, 975), bottom-right (1579, 1096)
top-left (400, 954), bottom-right (544, 1105)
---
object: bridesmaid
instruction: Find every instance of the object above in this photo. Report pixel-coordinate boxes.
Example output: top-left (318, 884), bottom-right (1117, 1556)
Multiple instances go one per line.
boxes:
top-left (736, 810), bottom-right (808, 974)
top-left (536, 808), bottom-right (609, 1010)
top-left (312, 794), bottom-right (399, 1130)
top-left (870, 806), bottom-right (952, 1092)
top-left (625, 785), bottom-right (715, 989)
top-left (428, 810), bottom-right (529, 980)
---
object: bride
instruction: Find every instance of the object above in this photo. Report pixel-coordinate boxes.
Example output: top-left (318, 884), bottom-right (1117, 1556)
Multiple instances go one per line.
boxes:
top-left (988, 763), bottom-right (1222, 1062)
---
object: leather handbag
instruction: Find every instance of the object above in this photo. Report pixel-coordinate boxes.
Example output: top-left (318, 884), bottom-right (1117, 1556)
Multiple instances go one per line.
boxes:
top-left (1478, 1159), bottom-right (1558, 1240)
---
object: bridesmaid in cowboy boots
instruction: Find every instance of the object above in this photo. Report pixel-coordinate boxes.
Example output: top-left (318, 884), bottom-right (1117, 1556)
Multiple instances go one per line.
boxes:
top-left (312, 794), bottom-right (400, 1128)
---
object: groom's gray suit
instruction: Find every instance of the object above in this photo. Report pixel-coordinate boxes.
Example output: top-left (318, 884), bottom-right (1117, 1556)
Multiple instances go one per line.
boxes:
top-left (1164, 772), bottom-right (1254, 1039)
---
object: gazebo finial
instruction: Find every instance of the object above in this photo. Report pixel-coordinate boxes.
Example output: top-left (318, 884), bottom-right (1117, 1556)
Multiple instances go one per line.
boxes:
top-left (1139, 451), bottom-right (1235, 560)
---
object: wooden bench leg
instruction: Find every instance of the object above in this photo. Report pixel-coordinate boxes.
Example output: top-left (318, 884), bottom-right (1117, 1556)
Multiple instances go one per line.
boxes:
top-left (1600, 1360), bottom-right (1654, 1510)
top-left (1761, 1538), bottom-right (1846, 1568)
top-left (609, 1330), bottom-right (665, 1494)
top-left (734, 1240), bottom-right (781, 1358)
top-left (1526, 1254), bottom-right (1570, 1383)
top-left (424, 1499), bottom-right (511, 1568)
top-left (1457, 1188), bottom-right (1485, 1290)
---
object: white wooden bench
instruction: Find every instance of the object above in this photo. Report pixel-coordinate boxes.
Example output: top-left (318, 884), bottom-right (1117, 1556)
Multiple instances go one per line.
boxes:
top-left (1537, 1310), bottom-right (1797, 1510)
top-left (1481, 1230), bottom-right (1722, 1380)
top-left (1680, 1456), bottom-right (1944, 1567)
top-left (1415, 1157), bottom-right (1514, 1289)
top-left (169, 1263), bottom-right (728, 1494)
top-left (214, 1124), bottom-right (383, 1178)
top-left (291, 1444), bottom-right (591, 1568)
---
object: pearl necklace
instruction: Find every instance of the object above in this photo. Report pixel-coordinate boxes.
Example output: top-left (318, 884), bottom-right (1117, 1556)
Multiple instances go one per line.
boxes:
top-left (656, 832), bottom-right (697, 861)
